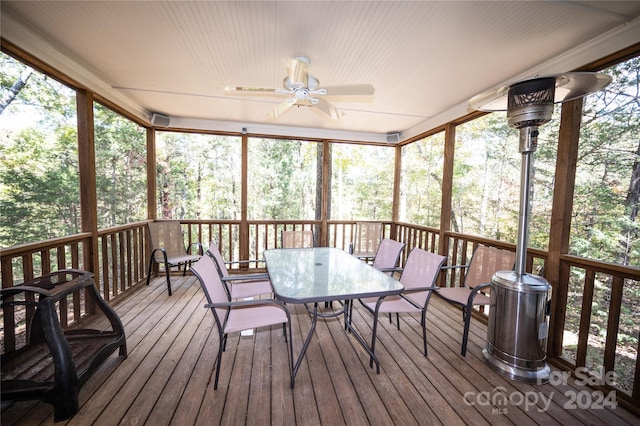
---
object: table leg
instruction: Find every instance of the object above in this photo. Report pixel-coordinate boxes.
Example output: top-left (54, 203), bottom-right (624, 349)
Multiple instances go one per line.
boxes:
top-left (342, 304), bottom-right (381, 374)
top-left (290, 300), bottom-right (382, 388)
top-left (291, 303), bottom-right (319, 387)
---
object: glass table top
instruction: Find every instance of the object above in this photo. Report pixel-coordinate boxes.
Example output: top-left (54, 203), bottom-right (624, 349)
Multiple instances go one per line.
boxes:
top-left (264, 247), bottom-right (404, 303)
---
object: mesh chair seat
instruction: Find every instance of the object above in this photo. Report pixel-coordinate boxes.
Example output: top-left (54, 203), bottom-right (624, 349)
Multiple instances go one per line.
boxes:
top-left (165, 253), bottom-right (201, 266)
top-left (225, 305), bottom-right (290, 333)
top-left (435, 286), bottom-right (491, 307)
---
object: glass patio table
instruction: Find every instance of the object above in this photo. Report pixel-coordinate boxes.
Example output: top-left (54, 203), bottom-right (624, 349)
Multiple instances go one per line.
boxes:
top-left (264, 247), bottom-right (404, 385)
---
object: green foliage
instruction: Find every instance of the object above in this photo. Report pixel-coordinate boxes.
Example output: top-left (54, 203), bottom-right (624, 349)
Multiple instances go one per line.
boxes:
top-left (400, 133), bottom-right (444, 227)
top-left (248, 138), bottom-right (317, 220)
top-left (0, 52), bottom-right (80, 246)
top-left (94, 104), bottom-right (147, 228)
top-left (331, 144), bottom-right (394, 220)
top-left (156, 132), bottom-right (241, 220)
top-left (571, 56), bottom-right (640, 266)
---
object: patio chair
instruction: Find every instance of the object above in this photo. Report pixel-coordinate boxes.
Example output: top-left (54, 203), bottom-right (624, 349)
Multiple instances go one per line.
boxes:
top-left (190, 254), bottom-right (294, 389)
top-left (146, 221), bottom-right (202, 296)
top-left (358, 247), bottom-right (446, 360)
top-left (207, 241), bottom-right (273, 299)
top-left (346, 238), bottom-right (406, 321)
top-left (281, 230), bottom-right (314, 248)
top-left (435, 245), bottom-right (515, 356)
top-left (371, 238), bottom-right (406, 276)
top-left (349, 222), bottom-right (382, 261)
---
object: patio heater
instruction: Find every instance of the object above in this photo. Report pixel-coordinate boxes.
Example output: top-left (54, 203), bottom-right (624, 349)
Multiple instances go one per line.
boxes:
top-left (468, 72), bottom-right (611, 383)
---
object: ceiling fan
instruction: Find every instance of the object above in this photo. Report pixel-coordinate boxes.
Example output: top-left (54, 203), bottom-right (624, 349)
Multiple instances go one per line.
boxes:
top-left (225, 56), bottom-right (375, 120)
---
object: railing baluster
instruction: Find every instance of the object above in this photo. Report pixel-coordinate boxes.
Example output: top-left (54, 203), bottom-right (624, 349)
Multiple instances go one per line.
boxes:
top-left (576, 269), bottom-right (595, 367)
top-left (604, 275), bottom-right (624, 374)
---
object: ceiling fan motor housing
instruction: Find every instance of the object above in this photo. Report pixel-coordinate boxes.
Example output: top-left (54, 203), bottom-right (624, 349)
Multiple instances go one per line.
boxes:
top-left (507, 77), bottom-right (556, 129)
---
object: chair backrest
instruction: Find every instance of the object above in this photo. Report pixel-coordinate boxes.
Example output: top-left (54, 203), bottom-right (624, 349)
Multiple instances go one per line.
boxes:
top-left (464, 245), bottom-right (516, 289)
top-left (148, 221), bottom-right (187, 262)
top-left (281, 230), bottom-right (314, 248)
top-left (207, 241), bottom-right (230, 278)
top-left (372, 238), bottom-right (405, 275)
top-left (190, 254), bottom-right (229, 323)
top-left (352, 222), bottom-right (382, 255)
top-left (400, 247), bottom-right (447, 291)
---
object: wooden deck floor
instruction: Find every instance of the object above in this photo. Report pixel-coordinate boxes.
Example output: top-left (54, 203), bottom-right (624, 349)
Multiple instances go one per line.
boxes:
top-left (2, 274), bottom-right (639, 425)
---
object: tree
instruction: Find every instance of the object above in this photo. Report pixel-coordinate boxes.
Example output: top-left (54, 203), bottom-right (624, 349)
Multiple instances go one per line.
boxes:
top-left (0, 52), bottom-right (79, 247)
top-left (572, 56), bottom-right (640, 266)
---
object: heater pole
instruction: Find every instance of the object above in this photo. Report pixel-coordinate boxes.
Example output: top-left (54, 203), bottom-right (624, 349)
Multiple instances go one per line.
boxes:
top-left (515, 126), bottom-right (538, 276)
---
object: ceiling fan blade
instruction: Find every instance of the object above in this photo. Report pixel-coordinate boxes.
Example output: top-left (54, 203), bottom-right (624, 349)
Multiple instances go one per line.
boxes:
top-left (267, 98), bottom-right (297, 120)
top-left (313, 97), bottom-right (344, 120)
top-left (322, 84), bottom-right (375, 96)
top-left (287, 57), bottom-right (309, 87)
top-left (225, 86), bottom-right (280, 93)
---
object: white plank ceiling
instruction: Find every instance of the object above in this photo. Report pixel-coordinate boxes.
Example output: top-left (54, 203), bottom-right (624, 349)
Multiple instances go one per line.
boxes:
top-left (2, 1), bottom-right (640, 143)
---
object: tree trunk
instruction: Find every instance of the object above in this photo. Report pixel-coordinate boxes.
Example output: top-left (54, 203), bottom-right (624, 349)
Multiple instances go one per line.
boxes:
top-left (620, 140), bottom-right (640, 265)
top-left (0, 69), bottom-right (32, 114)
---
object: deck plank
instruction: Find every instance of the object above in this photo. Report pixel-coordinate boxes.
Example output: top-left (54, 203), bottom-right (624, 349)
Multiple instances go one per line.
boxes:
top-left (2, 274), bottom-right (639, 425)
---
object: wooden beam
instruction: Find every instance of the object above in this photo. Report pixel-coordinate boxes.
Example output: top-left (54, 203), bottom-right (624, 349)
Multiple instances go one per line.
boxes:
top-left (390, 145), bottom-right (402, 240)
top-left (438, 123), bottom-right (455, 259)
top-left (76, 89), bottom-right (98, 275)
top-left (319, 141), bottom-right (331, 246)
top-left (147, 130), bottom-right (157, 220)
top-left (547, 98), bottom-right (583, 357)
top-left (239, 133), bottom-right (249, 262)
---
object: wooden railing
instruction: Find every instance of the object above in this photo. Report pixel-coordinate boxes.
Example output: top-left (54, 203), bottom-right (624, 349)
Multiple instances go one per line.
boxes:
top-left (97, 222), bottom-right (149, 302)
top-left (556, 254), bottom-right (640, 406)
top-left (394, 223), bottom-right (638, 410)
top-left (1, 219), bottom-right (637, 410)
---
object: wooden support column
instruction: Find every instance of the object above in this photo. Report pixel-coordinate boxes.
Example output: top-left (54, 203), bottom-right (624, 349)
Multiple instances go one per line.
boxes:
top-left (318, 140), bottom-right (331, 246)
top-left (438, 123), bottom-right (456, 259)
top-left (76, 89), bottom-right (98, 275)
top-left (239, 133), bottom-right (249, 263)
top-left (147, 129), bottom-right (157, 221)
top-left (390, 144), bottom-right (402, 240)
top-left (547, 99), bottom-right (584, 357)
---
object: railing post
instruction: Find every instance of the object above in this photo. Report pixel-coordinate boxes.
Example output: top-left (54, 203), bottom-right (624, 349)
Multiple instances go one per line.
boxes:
top-left (77, 89), bottom-right (98, 314)
top-left (547, 99), bottom-right (583, 358)
top-left (438, 123), bottom-right (456, 284)
top-left (390, 145), bottom-right (402, 241)
top-left (239, 132), bottom-right (249, 264)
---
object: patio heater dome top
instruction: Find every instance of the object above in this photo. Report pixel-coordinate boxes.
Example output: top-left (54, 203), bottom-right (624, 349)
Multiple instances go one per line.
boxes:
top-left (468, 72), bottom-right (612, 113)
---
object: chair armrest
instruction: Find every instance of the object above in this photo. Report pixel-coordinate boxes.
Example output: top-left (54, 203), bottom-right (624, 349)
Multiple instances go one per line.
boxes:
top-left (441, 264), bottom-right (468, 270)
top-left (150, 247), bottom-right (167, 261)
top-left (221, 273), bottom-right (270, 282)
top-left (376, 267), bottom-right (403, 273)
top-left (189, 242), bottom-right (203, 255)
top-left (205, 298), bottom-right (288, 310)
top-left (225, 259), bottom-right (265, 265)
top-left (404, 285), bottom-right (438, 293)
top-left (469, 282), bottom-right (492, 296)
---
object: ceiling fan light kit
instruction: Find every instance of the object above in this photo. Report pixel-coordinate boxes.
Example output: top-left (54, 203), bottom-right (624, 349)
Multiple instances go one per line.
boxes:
top-left (226, 56), bottom-right (374, 120)
top-left (469, 71), bottom-right (611, 385)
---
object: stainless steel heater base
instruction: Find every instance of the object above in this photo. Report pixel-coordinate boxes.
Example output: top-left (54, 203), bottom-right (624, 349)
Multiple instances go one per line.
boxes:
top-left (484, 270), bottom-right (551, 384)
